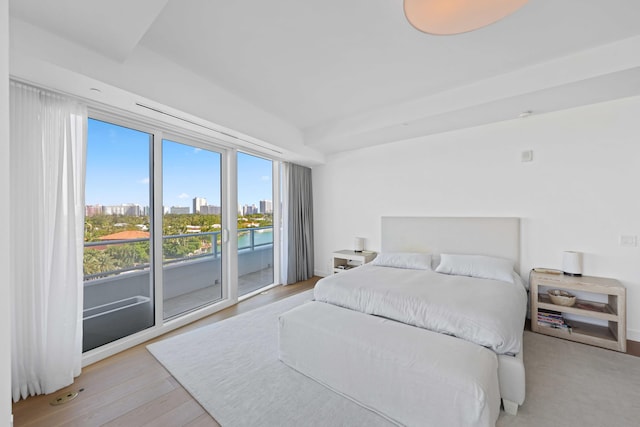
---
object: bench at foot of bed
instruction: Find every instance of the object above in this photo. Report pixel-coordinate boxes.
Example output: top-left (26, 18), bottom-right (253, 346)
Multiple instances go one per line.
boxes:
top-left (278, 301), bottom-right (501, 427)
top-left (502, 399), bottom-right (519, 415)
top-left (498, 348), bottom-right (525, 416)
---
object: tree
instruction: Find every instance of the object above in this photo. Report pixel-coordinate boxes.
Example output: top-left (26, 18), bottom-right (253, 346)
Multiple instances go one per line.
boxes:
top-left (83, 250), bottom-right (117, 276)
top-left (106, 243), bottom-right (149, 269)
top-left (162, 236), bottom-right (201, 259)
top-left (84, 211), bottom-right (274, 274)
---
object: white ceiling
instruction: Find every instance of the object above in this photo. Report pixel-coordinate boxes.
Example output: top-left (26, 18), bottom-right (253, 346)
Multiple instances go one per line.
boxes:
top-left (9, 0), bottom-right (640, 155)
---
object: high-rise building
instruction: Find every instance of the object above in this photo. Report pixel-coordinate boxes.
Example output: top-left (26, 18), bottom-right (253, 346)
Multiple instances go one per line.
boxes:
top-left (85, 204), bottom-right (103, 217)
top-left (122, 203), bottom-right (142, 216)
top-left (170, 206), bottom-right (190, 214)
top-left (200, 205), bottom-right (221, 215)
top-left (99, 203), bottom-right (143, 216)
top-left (259, 200), bottom-right (273, 214)
top-left (193, 197), bottom-right (206, 214)
top-left (242, 204), bottom-right (258, 216)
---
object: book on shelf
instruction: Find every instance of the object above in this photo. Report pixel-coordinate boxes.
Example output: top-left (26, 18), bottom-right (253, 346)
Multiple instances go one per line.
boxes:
top-left (538, 308), bottom-right (562, 316)
top-left (537, 309), bottom-right (563, 322)
top-left (537, 321), bottom-right (572, 332)
top-left (537, 317), bottom-right (564, 325)
top-left (537, 313), bottom-right (563, 320)
top-left (537, 311), bottom-right (563, 319)
top-left (537, 308), bottom-right (572, 332)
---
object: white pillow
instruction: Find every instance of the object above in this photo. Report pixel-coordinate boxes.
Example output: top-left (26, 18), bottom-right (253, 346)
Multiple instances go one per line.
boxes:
top-left (435, 254), bottom-right (515, 284)
top-left (371, 252), bottom-right (432, 270)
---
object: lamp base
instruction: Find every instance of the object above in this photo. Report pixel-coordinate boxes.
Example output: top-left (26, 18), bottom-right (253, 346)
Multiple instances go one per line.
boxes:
top-left (563, 272), bottom-right (582, 277)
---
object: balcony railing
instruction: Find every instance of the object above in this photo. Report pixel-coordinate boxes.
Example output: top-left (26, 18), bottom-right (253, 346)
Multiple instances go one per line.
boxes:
top-left (84, 226), bottom-right (273, 281)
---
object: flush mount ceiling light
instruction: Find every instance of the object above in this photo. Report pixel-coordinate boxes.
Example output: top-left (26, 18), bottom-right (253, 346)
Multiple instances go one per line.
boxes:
top-left (404, 0), bottom-right (529, 35)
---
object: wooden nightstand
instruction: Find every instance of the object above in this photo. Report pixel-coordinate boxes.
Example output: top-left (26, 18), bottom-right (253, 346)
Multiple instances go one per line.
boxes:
top-left (530, 270), bottom-right (626, 352)
top-left (332, 250), bottom-right (376, 274)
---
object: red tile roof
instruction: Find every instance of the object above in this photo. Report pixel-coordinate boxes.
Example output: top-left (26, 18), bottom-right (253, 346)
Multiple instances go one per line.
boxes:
top-left (98, 230), bottom-right (150, 240)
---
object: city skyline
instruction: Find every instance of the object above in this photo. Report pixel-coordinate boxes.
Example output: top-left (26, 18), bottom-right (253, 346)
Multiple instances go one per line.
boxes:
top-left (86, 119), bottom-right (274, 209)
top-left (85, 197), bottom-right (274, 217)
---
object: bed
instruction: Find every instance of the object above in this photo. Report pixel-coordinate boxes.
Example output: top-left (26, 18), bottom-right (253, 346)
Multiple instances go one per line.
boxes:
top-left (278, 217), bottom-right (527, 426)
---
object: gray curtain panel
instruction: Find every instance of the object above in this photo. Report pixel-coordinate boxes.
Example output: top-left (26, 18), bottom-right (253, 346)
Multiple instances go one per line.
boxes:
top-left (287, 164), bottom-right (314, 284)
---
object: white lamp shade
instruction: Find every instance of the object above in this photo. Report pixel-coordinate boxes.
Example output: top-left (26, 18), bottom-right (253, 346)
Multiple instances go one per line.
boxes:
top-left (562, 251), bottom-right (582, 276)
top-left (354, 237), bottom-right (365, 252)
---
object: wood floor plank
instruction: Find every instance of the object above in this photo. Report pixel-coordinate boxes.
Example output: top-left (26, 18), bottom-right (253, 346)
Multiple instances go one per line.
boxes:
top-left (14, 359), bottom-right (171, 426)
top-left (184, 413), bottom-right (220, 427)
top-left (41, 376), bottom-right (176, 427)
top-left (102, 387), bottom-right (195, 427)
top-left (12, 279), bottom-right (318, 426)
top-left (140, 399), bottom-right (208, 427)
top-left (78, 381), bottom-right (176, 426)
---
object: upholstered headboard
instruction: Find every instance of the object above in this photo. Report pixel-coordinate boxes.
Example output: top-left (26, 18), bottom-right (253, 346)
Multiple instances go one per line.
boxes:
top-left (381, 217), bottom-right (521, 273)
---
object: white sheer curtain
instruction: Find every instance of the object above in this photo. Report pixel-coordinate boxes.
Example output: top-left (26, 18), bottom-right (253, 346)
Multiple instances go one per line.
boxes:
top-left (10, 81), bottom-right (87, 401)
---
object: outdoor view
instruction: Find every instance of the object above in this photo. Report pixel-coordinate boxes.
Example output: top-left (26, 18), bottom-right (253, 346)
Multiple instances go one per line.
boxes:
top-left (84, 119), bottom-right (151, 280)
top-left (83, 118), bottom-right (274, 351)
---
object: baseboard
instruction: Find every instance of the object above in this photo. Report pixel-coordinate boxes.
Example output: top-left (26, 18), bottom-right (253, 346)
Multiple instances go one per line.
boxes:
top-left (627, 329), bottom-right (640, 342)
top-left (626, 339), bottom-right (640, 357)
top-left (624, 331), bottom-right (639, 357)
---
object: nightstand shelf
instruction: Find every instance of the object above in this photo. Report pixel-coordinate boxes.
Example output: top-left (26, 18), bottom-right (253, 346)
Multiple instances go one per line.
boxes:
top-left (530, 271), bottom-right (626, 352)
top-left (536, 318), bottom-right (621, 347)
top-left (537, 294), bottom-right (618, 322)
top-left (332, 250), bottom-right (376, 274)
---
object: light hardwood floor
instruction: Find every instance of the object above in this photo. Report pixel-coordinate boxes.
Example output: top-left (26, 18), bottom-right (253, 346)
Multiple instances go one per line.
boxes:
top-left (13, 277), bottom-right (639, 426)
top-left (12, 277), bottom-right (320, 427)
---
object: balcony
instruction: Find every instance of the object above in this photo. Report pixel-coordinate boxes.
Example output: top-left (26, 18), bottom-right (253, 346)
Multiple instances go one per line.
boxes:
top-left (83, 227), bottom-right (274, 352)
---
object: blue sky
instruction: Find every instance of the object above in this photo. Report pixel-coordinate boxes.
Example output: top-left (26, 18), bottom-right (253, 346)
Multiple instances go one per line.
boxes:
top-left (86, 119), bottom-right (273, 211)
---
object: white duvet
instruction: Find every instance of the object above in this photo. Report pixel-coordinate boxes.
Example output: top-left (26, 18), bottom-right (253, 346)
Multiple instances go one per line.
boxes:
top-left (314, 264), bottom-right (527, 355)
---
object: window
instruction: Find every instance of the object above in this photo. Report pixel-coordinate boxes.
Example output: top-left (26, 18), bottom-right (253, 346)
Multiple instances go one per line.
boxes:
top-left (83, 112), bottom-right (280, 357)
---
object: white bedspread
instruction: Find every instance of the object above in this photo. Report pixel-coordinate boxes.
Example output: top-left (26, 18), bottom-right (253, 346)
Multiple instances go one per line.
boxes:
top-left (314, 265), bottom-right (527, 355)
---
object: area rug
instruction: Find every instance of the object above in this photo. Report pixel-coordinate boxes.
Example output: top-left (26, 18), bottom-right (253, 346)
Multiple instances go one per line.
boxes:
top-left (147, 290), bottom-right (640, 426)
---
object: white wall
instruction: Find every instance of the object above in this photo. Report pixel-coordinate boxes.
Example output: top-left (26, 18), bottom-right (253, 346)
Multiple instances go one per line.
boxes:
top-left (313, 96), bottom-right (640, 341)
top-left (1, 0), bottom-right (12, 424)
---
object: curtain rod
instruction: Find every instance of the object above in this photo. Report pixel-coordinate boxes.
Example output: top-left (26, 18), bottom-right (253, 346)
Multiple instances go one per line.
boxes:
top-left (135, 102), bottom-right (283, 154)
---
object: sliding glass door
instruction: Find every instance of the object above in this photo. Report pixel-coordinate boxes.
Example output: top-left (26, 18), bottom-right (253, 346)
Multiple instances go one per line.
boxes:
top-left (162, 138), bottom-right (224, 319)
top-left (237, 152), bottom-right (274, 297)
top-left (83, 118), bottom-right (154, 352)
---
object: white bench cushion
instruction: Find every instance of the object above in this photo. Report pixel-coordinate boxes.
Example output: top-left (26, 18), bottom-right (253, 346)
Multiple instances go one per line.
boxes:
top-left (278, 301), bottom-right (500, 427)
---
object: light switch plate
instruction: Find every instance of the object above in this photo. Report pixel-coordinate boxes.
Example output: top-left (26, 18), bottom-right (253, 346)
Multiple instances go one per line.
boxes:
top-left (521, 150), bottom-right (533, 162)
top-left (619, 235), bottom-right (638, 247)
